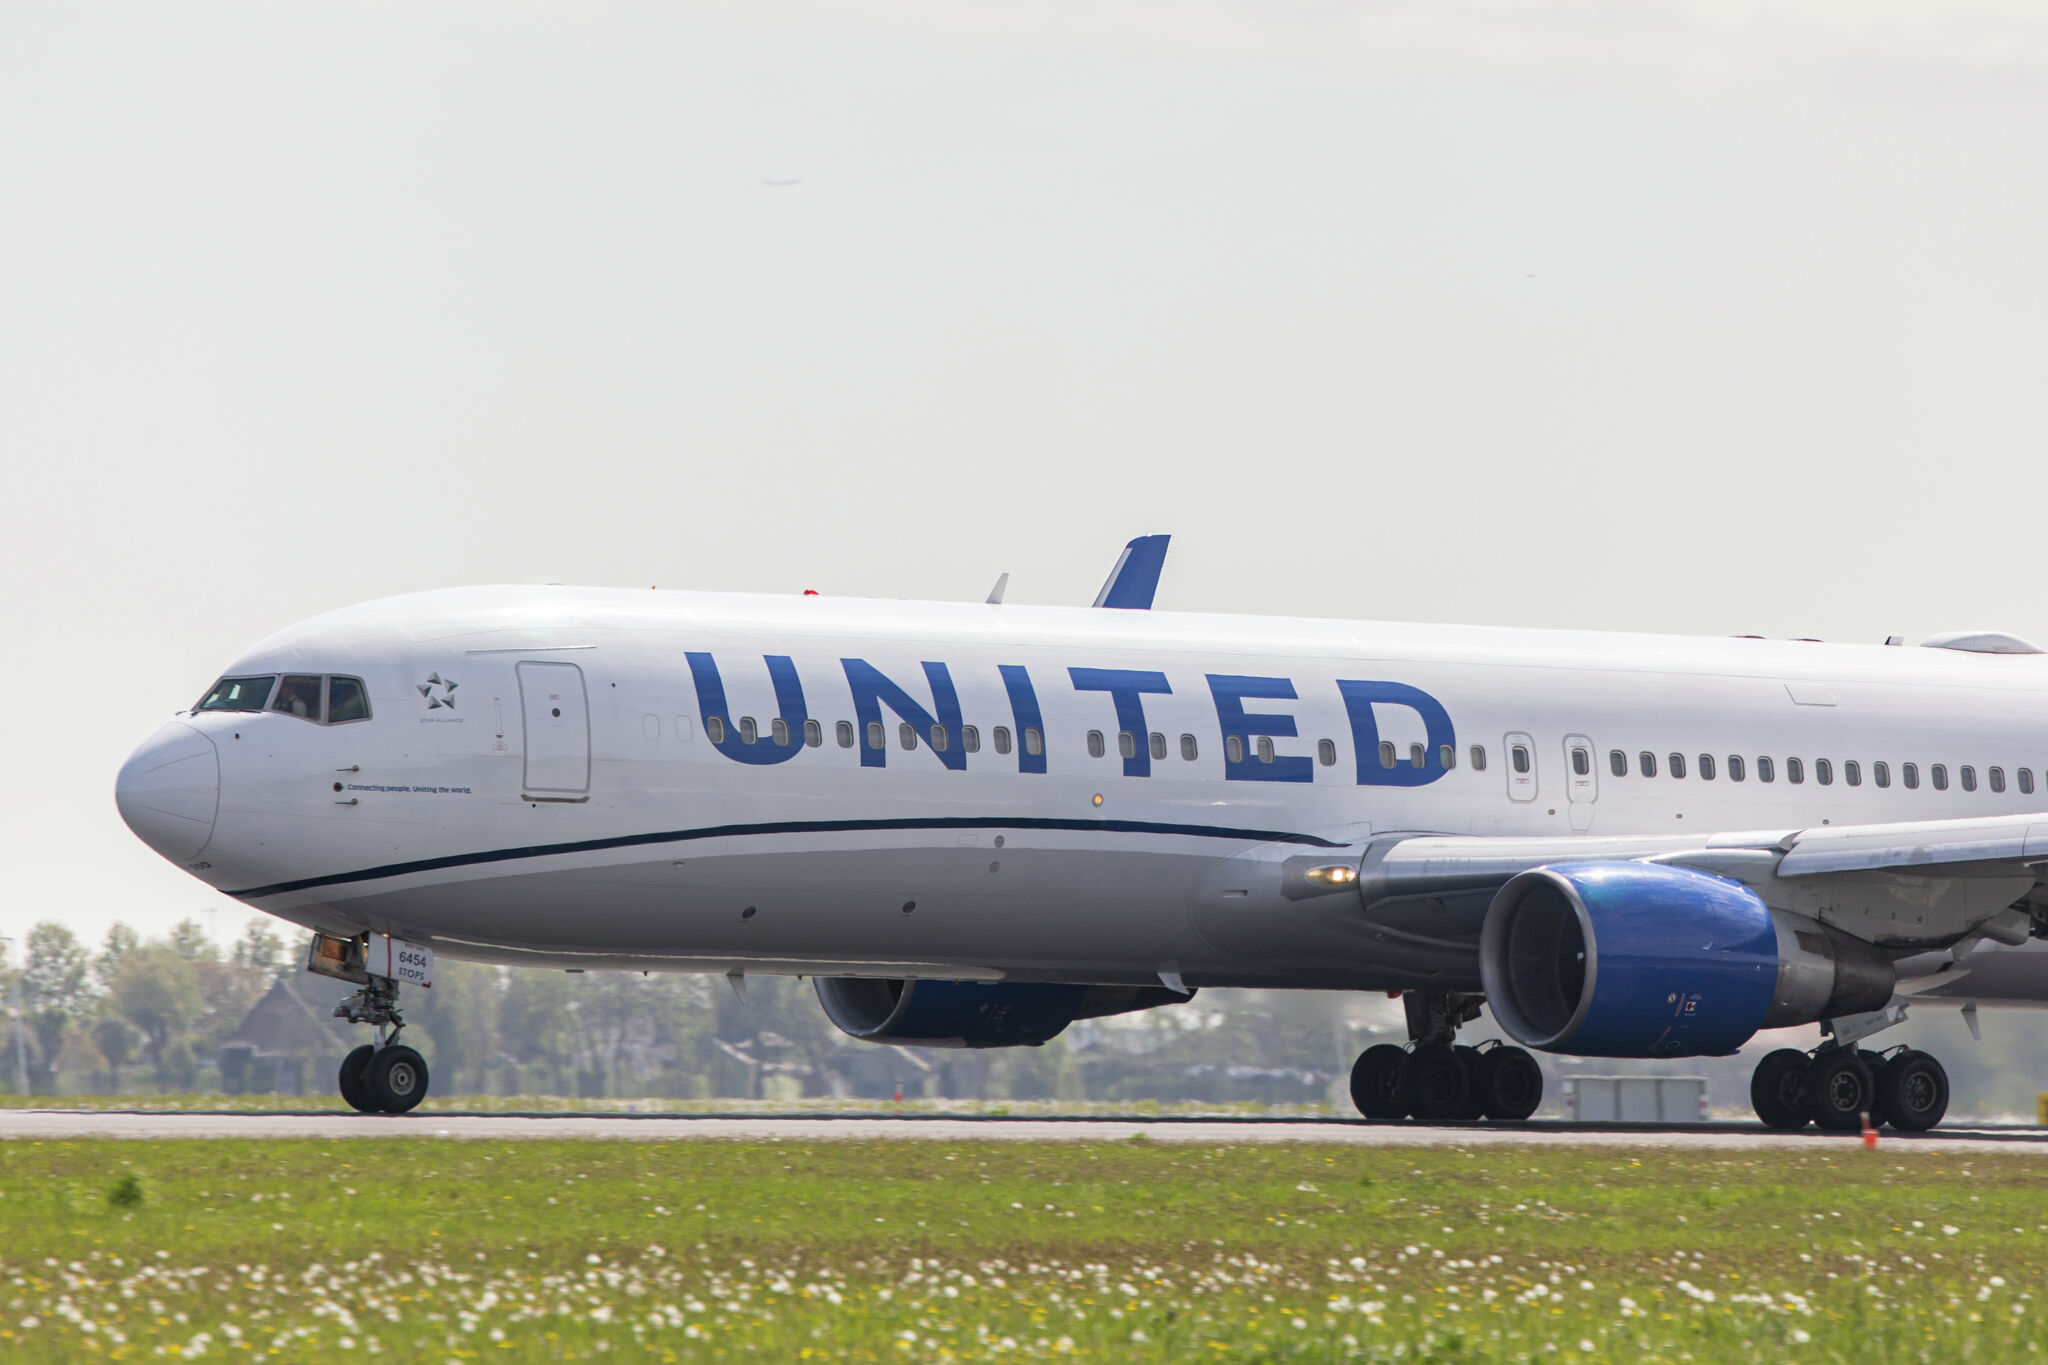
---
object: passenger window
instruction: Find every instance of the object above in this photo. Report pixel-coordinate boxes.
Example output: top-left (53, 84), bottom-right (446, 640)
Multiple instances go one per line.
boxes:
top-left (1728, 754), bottom-right (1745, 781)
top-left (1318, 738), bottom-right (1337, 767)
top-left (1758, 756), bottom-right (1774, 783)
top-left (866, 721), bottom-right (885, 750)
top-left (963, 725), bottom-right (980, 754)
top-left (1512, 745), bottom-right (1530, 774)
top-left (837, 720), bottom-right (855, 748)
top-left (1571, 747), bottom-right (1590, 777)
top-left (1932, 764), bottom-right (1949, 791)
top-left (804, 719), bottom-right (823, 748)
top-left (2022, 769), bottom-right (2036, 795)
top-left (1470, 745), bottom-right (1487, 771)
top-left (1786, 757), bottom-right (1803, 784)
top-left (1903, 762), bottom-right (1919, 789)
top-left (1815, 758), bottom-right (1832, 786)
top-left (1440, 743), bottom-right (1457, 770)
top-left (1698, 753), bottom-right (1715, 781)
top-left (196, 675), bottom-right (276, 713)
top-left (707, 716), bottom-right (727, 744)
top-left (1609, 750), bottom-right (1627, 777)
top-left (1667, 753), bottom-right (1685, 779)
top-left (327, 677), bottom-right (370, 724)
top-left (1989, 766), bottom-right (2004, 793)
top-left (1024, 727), bottom-right (1043, 757)
top-left (1258, 736), bottom-right (1276, 764)
top-left (1087, 730), bottom-right (1106, 758)
top-left (1119, 731), bottom-right (1137, 760)
top-left (994, 726), bottom-right (1012, 755)
top-left (1180, 734), bottom-right (1198, 761)
top-left (739, 716), bottom-right (758, 744)
top-left (1379, 740), bottom-right (1397, 769)
top-left (899, 723), bottom-right (917, 751)
top-left (930, 722), bottom-right (949, 753)
top-left (1639, 751), bottom-right (1657, 778)
top-left (771, 718), bottom-right (791, 747)
top-left (1151, 732), bottom-right (1167, 762)
top-left (1875, 761), bottom-right (1891, 788)
top-left (1957, 765), bottom-right (1972, 791)
top-left (1410, 742), bottom-right (1425, 769)
top-left (1227, 735), bottom-right (1245, 765)
top-left (272, 675), bottom-right (323, 721)
top-left (1844, 760), bottom-right (1860, 787)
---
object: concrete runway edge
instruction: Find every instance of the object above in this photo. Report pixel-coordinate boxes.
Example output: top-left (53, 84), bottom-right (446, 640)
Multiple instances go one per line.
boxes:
top-left (3, 1110), bottom-right (2047, 1151)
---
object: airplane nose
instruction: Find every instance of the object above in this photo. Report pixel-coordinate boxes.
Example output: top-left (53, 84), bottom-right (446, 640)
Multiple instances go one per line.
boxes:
top-left (115, 722), bottom-right (220, 863)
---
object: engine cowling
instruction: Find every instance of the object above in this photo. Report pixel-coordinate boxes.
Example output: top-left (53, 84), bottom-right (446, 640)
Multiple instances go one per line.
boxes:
top-left (814, 978), bottom-right (1193, 1049)
top-left (1478, 861), bottom-right (1894, 1058)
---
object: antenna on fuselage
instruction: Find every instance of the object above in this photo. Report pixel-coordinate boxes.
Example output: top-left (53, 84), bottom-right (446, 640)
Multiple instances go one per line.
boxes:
top-left (985, 573), bottom-right (1009, 605)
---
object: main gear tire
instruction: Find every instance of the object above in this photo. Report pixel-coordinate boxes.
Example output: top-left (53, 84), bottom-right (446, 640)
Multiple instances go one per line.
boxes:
top-left (1349, 1044), bottom-right (1410, 1120)
top-left (1477, 1046), bottom-right (1544, 1121)
top-left (1406, 1044), bottom-right (1471, 1122)
top-left (1876, 1050), bottom-right (1949, 1132)
top-left (1750, 1048), bottom-right (1811, 1129)
top-left (1807, 1049), bottom-right (1874, 1132)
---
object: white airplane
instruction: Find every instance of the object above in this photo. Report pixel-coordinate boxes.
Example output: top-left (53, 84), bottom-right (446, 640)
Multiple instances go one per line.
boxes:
top-left (113, 543), bottom-right (2048, 1129)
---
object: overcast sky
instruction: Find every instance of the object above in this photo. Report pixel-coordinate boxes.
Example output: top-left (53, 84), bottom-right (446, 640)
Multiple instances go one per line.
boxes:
top-left (6, 1), bottom-right (2048, 952)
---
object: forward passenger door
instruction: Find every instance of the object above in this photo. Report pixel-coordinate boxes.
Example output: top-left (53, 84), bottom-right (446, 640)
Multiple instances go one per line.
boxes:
top-left (518, 661), bottom-right (591, 801)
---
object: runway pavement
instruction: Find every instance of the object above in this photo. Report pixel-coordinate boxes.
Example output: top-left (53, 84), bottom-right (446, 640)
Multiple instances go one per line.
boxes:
top-left (4, 1109), bottom-right (2048, 1151)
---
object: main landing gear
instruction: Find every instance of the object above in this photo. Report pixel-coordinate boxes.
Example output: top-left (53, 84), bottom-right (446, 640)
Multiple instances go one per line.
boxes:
top-left (333, 976), bottom-right (431, 1115)
top-left (1749, 1003), bottom-right (1948, 1132)
top-left (1348, 991), bottom-right (1546, 1123)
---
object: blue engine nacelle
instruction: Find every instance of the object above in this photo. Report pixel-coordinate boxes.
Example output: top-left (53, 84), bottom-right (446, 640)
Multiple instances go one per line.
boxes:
top-left (1478, 861), bottom-right (1894, 1058)
top-left (814, 978), bottom-right (1195, 1049)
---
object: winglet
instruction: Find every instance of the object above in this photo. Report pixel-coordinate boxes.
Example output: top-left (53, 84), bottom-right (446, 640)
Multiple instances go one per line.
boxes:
top-left (1093, 535), bottom-right (1171, 610)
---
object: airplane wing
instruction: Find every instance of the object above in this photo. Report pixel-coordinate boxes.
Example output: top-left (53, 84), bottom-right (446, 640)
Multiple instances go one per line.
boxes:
top-left (1092, 534), bottom-right (1170, 609)
top-left (1352, 810), bottom-right (2048, 956)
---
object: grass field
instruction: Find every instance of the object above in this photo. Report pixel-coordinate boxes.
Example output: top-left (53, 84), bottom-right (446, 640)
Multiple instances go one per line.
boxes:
top-left (1, 1138), bottom-right (2043, 1362)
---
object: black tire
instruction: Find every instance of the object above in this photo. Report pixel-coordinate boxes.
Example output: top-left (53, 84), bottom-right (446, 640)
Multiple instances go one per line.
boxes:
top-left (366, 1045), bottom-right (430, 1115)
top-left (1406, 1043), bottom-right (1471, 1122)
top-left (1449, 1046), bottom-right (1487, 1120)
top-left (1477, 1046), bottom-right (1544, 1121)
top-left (1806, 1049), bottom-right (1874, 1132)
top-left (1750, 1048), bottom-right (1811, 1129)
top-left (339, 1044), bottom-right (377, 1113)
top-left (1349, 1044), bottom-right (1410, 1120)
top-left (1876, 1050), bottom-right (1949, 1132)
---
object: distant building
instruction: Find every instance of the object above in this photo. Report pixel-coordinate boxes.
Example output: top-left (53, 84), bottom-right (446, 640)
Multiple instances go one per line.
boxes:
top-left (218, 976), bottom-right (357, 1096)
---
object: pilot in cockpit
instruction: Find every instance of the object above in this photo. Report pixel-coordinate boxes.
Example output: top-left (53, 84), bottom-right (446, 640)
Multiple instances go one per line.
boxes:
top-left (273, 675), bottom-right (323, 720)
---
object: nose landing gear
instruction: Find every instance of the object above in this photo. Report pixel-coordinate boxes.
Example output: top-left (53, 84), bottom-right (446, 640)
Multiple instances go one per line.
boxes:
top-left (331, 975), bottom-right (432, 1115)
top-left (1347, 991), bottom-right (1546, 1123)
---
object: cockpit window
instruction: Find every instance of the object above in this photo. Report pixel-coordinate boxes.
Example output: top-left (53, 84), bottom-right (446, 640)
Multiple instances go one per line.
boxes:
top-left (327, 677), bottom-right (371, 723)
top-left (272, 675), bottom-right (324, 720)
top-left (196, 675), bottom-right (276, 713)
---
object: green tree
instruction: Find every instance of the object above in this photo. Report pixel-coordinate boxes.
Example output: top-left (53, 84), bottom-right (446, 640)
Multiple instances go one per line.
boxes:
top-left (231, 920), bottom-right (287, 975)
top-left (23, 923), bottom-right (91, 1016)
top-left (93, 1015), bottom-right (135, 1092)
top-left (168, 918), bottom-right (221, 963)
top-left (95, 923), bottom-right (139, 991)
top-left (108, 946), bottom-right (202, 1083)
top-left (23, 923), bottom-right (93, 1092)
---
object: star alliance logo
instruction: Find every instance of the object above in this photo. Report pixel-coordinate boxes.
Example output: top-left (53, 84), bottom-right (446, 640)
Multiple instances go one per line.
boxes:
top-left (417, 672), bottom-right (458, 710)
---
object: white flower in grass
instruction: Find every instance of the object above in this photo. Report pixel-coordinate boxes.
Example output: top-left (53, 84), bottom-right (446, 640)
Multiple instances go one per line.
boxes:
top-left (1790, 1329), bottom-right (1811, 1344)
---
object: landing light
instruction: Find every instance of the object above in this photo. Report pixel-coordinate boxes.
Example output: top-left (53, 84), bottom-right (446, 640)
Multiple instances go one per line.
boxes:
top-left (1305, 865), bottom-right (1359, 887)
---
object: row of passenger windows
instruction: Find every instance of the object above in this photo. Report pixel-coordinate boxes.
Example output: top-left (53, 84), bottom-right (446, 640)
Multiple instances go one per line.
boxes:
top-left (195, 674), bottom-right (372, 725)
top-left (698, 716), bottom-right (1496, 773)
top-left (1564, 745), bottom-right (2038, 795)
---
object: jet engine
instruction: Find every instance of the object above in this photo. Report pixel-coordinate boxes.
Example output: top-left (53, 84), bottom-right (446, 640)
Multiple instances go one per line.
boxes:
top-left (814, 978), bottom-right (1193, 1049)
top-left (1479, 861), bottom-right (1894, 1058)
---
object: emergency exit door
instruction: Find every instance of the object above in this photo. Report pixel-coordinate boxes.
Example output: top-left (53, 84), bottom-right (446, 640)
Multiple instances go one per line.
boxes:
top-left (517, 661), bottom-right (591, 799)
